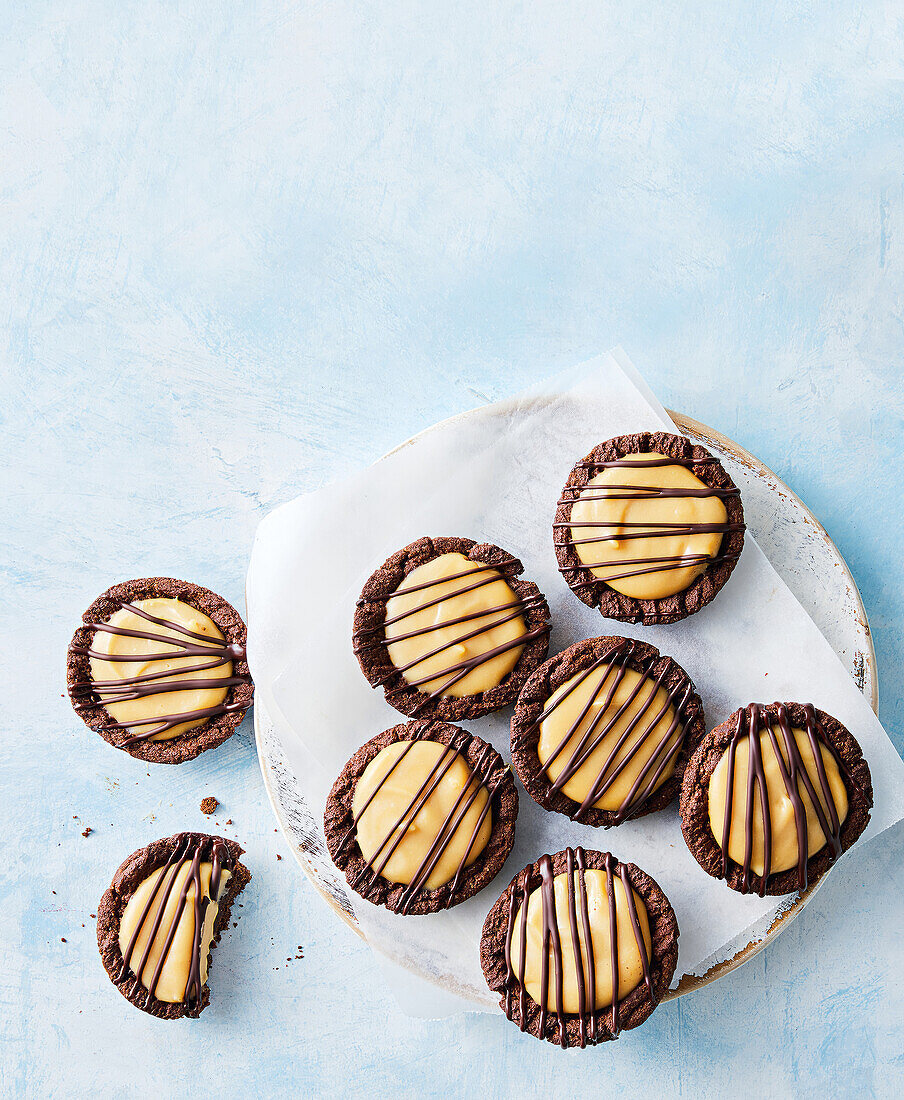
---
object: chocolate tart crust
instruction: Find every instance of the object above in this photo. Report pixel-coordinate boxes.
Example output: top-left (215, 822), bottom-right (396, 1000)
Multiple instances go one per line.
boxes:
top-left (511, 636), bottom-right (706, 827)
top-left (324, 719), bottom-right (519, 915)
top-left (67, 576), bottom-right (254, 764)
top-left (352, 536), bottom-right (551, 721)
top-left (480, 848), bottom-right (679, 1046)
top-left (96, 832), bottom-right (251, 1020)
top-left (554, 432), bottom-right (745, 625)
top-left (679, 702), bottom-right (873, 895)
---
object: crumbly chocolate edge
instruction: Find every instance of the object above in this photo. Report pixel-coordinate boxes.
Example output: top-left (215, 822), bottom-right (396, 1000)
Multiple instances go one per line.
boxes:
top-left (352, 535), bottom-right (551, 721)
top-left (553, 432), bottom-right (746, 625)
top-left (479, 848), bottom-right (679, 1046)
top-left (678, 702), bottom-right (874, 895)
top-left (96, 832), bottom-right (251, 1020)
top-left (510, 636), bottom-right (706, 827)
top-left (323, 719), bottom-right (519, 915)
top-left (66, 576), bottom-right (254, 764)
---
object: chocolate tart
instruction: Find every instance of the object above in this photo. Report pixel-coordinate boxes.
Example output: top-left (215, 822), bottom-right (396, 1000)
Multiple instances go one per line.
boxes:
top-left (554, 432), bottom-right (745, 625)
top-left (67, 576), bottom-right (253, 764)
top-left (480, 848), bottom-right (678, 1048)
top-left (353, 536), bottom-right (550, 721)
top-left (96, 832), bottom-right (250, 1019)
top-left (324, 719), bottom-right (518, 915)
top-left (679, 702), bottom-right (873, 896)
top-left (511, 636), bottom-right (705, 826)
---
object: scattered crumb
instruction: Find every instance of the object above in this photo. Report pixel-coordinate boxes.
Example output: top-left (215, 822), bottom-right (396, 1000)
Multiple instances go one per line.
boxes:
top-left (81, 827), bottom-right (93, 838)
top-left (61, 937), bottom-right (67, 943)
top-left (225, 819), bottom-right (233, 825)
top-left (200, 797), bottom-right (218, 815)
top-left (72, 815), bottom-right (77, 820)
top-left (90, 914), bottom-right (96, 919)
top-left (276, 854), bottom-right (282, 861)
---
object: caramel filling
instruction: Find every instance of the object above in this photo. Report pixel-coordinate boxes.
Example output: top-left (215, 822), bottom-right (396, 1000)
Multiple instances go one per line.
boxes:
top-left (119, 860), bottom-right (230, 1003)
top-left (352, 740), bottom-right (491, 890)
top-left (89, 598), bottom-right (232, 741)
top-left (384, 552), bottom-right (527, 698)
top-left (537, 665), bottom-right (681, 814)
top-left (708, 725), bottom-right (848, 876)
top-left (569, 452), bottom-right (728, 600)
top-left (511, 868), bottom-right (651, 1013)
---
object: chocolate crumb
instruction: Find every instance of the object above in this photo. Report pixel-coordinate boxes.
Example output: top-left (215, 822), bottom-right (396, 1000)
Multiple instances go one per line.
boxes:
top-left (82, 827), bottom-right (93, 837)
top-left (200, 797), bottom-right (218, 815)
top-left (276, 854), bottom-right (282, 861)
top-left (61, 937), bottom-right (67, 943)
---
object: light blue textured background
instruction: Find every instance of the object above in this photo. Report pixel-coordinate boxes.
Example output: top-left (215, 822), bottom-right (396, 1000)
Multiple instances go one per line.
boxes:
top-left (2, 3), bottom-right (903, 1098)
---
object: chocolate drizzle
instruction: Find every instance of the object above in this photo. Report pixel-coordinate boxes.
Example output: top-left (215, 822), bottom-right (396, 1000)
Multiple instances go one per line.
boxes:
top-left (502, 848), bottom-right (653, 1049)
top-left (118, 836), bottom-right (233, 1017)
top-left (354, 555), bottom-right (549, 714)
top-left (70, 601), bottom-right (252, 746)
top-left (717, 702), bottom-right (851, 896)
top-left (555, 455), bottom-right (745, 589)
top-left (518, 638), bottom-right (693, 824)
top-left (337, 725), bottom-right (507, 915)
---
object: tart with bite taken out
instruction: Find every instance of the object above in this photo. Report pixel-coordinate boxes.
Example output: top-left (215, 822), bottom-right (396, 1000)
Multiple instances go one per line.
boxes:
top-left (96, 832), bottom-right (250, 1019)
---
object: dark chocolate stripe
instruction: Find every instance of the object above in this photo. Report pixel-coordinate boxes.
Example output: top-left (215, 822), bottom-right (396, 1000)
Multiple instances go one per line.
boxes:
top-left (717, 703), bottom-right (851, 895)
top-left (557, 454), bottom-right (745, 588)
top-left (358, 558), bottom-right (549, 713)
top-left (502, 849), bottom-right (652, 1048)
top-left (118, 837), bottom-right (233, 1017)
top-left (523, 640), bottom-right (694, 823)
top-left (71, 601), bottom-right (252, 746)
top-left (339, 727), bottom-right (504, 912)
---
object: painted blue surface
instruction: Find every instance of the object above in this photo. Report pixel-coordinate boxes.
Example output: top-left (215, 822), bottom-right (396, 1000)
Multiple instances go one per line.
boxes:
top-left (2, 2), bottom-right (903, 1097)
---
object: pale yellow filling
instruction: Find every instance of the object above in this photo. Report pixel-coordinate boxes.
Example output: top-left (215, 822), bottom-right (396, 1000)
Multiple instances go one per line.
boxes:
top-left (352, 740), bottom-right (491, 890)
top-left (119, 860), bottom-right (230, 1003)
top-left (537, 665), bottom-right (680, 812)
top-left (707, 726), bottom-right (848, 876)
top-left (511, 868), bottom-right (652, 1013)
top-left (569, 451), bottom-right (727, 600)
top-left (89, 598), bottom-right (231, 741)
top-left (384, 552), bottom-right (526, 698)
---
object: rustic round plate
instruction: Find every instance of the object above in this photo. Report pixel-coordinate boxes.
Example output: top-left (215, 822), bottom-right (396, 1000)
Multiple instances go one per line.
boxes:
top-left (253, 406), bottom-right (877, 1001)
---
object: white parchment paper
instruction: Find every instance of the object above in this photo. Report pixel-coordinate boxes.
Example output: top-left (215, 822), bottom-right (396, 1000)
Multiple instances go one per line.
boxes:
top-left (246, 349), bottom-right (904, 1015)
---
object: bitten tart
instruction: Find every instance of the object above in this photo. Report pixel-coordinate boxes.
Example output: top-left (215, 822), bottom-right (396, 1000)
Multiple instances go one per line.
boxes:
top-left (96, 832), bottom-right (250, 1019)
top-left (353, 536), bottom-right (550, 721)
top-left (554, 432), bottom-right (745, 625)
top-left (324, 719), bottom-right (518, 915)
top-left (480, 848), bottom-right (678, 1048)
top-left (511, 636), bottom-right (705, 826)
top-left (680, 702), bottom-right (873, 896)
top-left (67, 577), bottom-right (254, 764)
